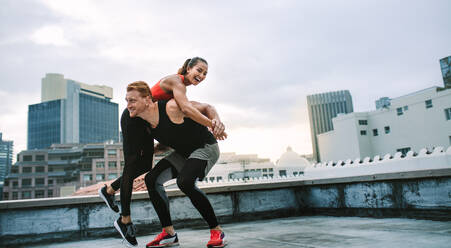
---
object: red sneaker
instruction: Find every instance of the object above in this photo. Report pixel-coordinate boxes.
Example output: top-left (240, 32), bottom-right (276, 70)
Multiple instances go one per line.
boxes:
top-left (146, 229), bottom-right (179, 247)
top-left (206, 229), bottom-right (226, 248)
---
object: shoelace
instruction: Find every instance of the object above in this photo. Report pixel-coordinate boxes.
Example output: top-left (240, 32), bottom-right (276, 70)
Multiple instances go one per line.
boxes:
top-left (126, 224), bottom-right (137, 237)
top-left (155, 230), bottom-right (168, 241)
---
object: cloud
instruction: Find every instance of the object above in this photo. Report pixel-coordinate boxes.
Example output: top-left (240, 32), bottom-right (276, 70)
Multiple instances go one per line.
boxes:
top-left (0, 0), bottom-right (450, 160)
top-left (30, 25), bottom-right (71, 46)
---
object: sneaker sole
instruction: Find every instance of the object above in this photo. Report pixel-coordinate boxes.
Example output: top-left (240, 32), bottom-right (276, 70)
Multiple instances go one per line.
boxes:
top-left (207, 241), bottom-right (227, 248)
top-left (98, 188), bottom-right (118, 212)
top-left (147, 242), bottom-right (179, 248)
top-left (114, 220), bottom-right (137, 247)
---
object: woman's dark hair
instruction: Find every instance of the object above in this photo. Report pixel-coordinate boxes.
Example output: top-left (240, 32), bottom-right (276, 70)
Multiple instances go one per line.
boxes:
top-left (177, 57), bottom-right (208, 75)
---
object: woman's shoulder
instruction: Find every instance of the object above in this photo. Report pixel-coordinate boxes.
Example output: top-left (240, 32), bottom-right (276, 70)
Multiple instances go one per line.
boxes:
top-left (161, 74), bottom-right (184, 84)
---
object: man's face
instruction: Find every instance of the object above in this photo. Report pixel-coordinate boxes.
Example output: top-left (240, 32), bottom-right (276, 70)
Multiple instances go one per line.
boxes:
top-left (125, 90), bottom-right (148, 117)
top-left (186, 62), bottom-right (208, 85)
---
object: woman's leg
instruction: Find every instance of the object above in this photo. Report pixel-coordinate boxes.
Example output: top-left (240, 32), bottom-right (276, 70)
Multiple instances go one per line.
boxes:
top-left (176, 158), bottom-right (219, 229)
top-left (120, 154), bottom-right (153, 221)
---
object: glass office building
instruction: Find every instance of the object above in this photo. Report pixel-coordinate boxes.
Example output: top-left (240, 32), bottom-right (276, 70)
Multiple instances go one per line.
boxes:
top-left (307, 90), bottom-right (354, 162)
top-left (0, 133), bottom-right (13, 200)
top-left (28, 74), bottom-right (119, 149)
top-left (28, 100), bottom-right (62, 150)
top-left (440, 55), bottom-right (451, 88)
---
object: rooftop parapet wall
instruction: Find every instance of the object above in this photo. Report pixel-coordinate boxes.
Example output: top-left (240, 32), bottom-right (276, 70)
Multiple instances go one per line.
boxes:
top-left (0, 150), bottom-right (450, 246)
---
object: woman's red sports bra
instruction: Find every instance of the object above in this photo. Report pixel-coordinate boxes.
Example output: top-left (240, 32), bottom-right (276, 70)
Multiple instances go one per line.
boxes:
top-left (150, 74), bottom-right (184, 100)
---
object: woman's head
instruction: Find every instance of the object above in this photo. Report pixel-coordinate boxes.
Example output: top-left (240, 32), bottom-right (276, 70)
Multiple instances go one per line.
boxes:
top-left (125, 81), bottom-right (153, 117)
top-left (177, 57), bottom-right (208, 86)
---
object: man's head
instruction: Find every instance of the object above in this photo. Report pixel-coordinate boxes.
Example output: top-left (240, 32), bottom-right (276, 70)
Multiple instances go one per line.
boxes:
top-left (126, 81), bottom-right (153, 117)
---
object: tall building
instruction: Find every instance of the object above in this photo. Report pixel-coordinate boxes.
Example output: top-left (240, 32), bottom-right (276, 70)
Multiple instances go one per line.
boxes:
top-left (28, 73), bottom-right (119, 149)
top-left (317, 86), bottom-right (451, 162)
top-left (440, 55), bottom-right (451, 88)
top-left (307, 90), bottom-right (354, 162)
top-left (0, 133), bottom-right (13, 200)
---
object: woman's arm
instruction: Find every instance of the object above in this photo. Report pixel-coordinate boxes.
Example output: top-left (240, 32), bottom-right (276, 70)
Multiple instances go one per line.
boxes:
top-left (169, 77), bottom-right (214, 129)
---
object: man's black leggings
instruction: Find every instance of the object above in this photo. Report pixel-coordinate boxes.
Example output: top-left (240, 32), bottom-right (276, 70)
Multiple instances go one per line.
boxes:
top-left (144, 158), bottom-right (219, 229)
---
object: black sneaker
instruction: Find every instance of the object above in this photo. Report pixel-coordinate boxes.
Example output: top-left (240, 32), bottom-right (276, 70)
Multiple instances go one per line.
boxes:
top-left (114, 217), bottom-right (138, 247)
top-left (98, 185), bottom-right (119, 212)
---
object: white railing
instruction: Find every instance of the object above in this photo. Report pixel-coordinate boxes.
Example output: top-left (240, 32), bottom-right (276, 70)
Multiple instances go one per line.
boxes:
top-left (193, 146), bottom-right (451, 186)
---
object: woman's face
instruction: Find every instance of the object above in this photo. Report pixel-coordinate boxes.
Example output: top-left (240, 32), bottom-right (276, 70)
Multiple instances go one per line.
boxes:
top-left (186, 62), bottom-right (208, 85)
top-left (125, 90), bottom-right (150, 117)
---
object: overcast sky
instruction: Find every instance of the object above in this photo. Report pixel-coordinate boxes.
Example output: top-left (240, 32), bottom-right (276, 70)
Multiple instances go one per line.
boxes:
top-left (0, 0), bottom-right (450, 162)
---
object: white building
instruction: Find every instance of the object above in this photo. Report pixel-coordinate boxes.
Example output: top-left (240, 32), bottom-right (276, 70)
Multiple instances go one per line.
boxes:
top-left (318, 86), bottom-right (451, 162)
top-left (205, 148), bottom-right (311, 182)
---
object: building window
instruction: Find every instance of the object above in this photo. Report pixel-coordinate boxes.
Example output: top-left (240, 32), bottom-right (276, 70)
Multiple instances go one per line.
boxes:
top-left (269, 173), bottom-right (274, 177)
top-left (96, 161), bottom-right (105, 168)
top-left (216, 176), bottom-right (222, 181)
top-left (48, 179), bottom-right (54, 185)
top-left (358, 120), bottom-right (368, 125)
top-left (23, 155), bottom-right (32, 161)
top-left (108, 149), bottom-right (117, 157)
top-left (449, 136), bottom-right (451, 146)
top-left (396, 107), bottom-right (403, 116)
top-left (22, 167), bottom-right (32, 173)
top-left (12, 192), bottom-right (18, 200)
top-left (209, 177), bottom-right (215, 182)
top-left (12, 181), bottom-right (18, 188)
top-left (279, 170), bottom-right (287, 177)
top-left (107, 173), bottom-right (117, 180)
top-left (269, 168), bottom-right (273, 172)
top-left (83, 175), bottom-right (92, 181)
top-left (108, 161), bottom-right (117, 168)
top-left (22, 178), bottom-right (32, 187)
top-left (396, 147), bottom-right (411, 156)
top-left (36, 166), bottom-right (45, 173)
top-left (11, 167), bottom-right (18, 174)
top-left (445, 108), bottom-right (451, 120)
top-left (403, 106), bottom-right (408, 111)
top-left (425, 99), bottom-right (433, 109)
top-left (35, 190), bottom-right (45, 198)
top-left (384, 126), bottom-right (390, 134)
top-left (3, 192), bottom-right (9, 200)
top-left (360, 130), bottom-right (367, 136)
top-left (96, 174), bottom-right (105, 181)
top-left (293, 172), bottom-right (298, 176)
top-left (48, 190), bottom-right (53, 197)
top-left (373, 129), bottom-right (378, 136)
top-left (36, 155), bottom-right (45, 161)
top-left (22, 191), bottom-right (31, 199)
top-left (120, 161), bottom-right (125, 167)
top-left (4, 180), bottom-right (8, 187)
top-left (35, 178), bottom-right (45, 186)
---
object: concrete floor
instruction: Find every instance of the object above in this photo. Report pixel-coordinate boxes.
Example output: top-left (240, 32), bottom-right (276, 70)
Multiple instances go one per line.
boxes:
top-left (27, 216), bottom-right (451, 248)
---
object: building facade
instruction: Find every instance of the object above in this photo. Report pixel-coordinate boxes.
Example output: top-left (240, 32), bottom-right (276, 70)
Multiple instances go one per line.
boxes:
top-left (28, 73), bottom-right (119, 149)
top-left (3, 142), bottom-right (124, 200)
top-left (317, 86), bottom-right (451, 162)
top-left (440, 55), bottom-right (451, 88)
top-left (307, 90), bottom-right (354, 162)
top-left (0, 133), bottom-right (13, 200)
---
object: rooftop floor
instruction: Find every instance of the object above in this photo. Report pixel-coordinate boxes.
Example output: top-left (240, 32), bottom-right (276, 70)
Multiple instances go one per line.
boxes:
top-left (27, 216), bottom-right (451, 248)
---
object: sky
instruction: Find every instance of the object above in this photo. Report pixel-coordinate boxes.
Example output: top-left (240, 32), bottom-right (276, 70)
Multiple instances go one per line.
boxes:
top-left (0, 0), bottom-right (450, 162)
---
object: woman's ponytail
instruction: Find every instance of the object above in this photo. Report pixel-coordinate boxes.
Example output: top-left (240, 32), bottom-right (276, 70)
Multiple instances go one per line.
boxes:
top-left (177, 58), bottom-right (191, 75)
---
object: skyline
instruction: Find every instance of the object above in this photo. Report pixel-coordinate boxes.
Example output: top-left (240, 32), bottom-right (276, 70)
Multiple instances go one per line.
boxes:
top-left (0, 0), bottom-right (450, 162)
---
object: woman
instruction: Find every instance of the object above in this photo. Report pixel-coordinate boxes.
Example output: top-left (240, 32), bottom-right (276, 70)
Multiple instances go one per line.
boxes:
top-left (98, 57), bottom-right (225, 246)
top-left (124, 81), bottom-right (227, 248)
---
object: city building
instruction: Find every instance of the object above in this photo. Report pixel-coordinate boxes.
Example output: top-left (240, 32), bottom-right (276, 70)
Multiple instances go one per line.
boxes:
top-left (0, 133), bottom-right (13, 200)
top-left (317, 86), bottom-right (451, 162)
top-left (206, 148), bottom-right (311, 182)
top-left (440, 55), bottom-right (451, 88)
top-left (28, 73), bottom-right (119, 150)
top-left (3, 142), bottom-right (124, 200)
top-left (307, 90), bottom-right (354, 162)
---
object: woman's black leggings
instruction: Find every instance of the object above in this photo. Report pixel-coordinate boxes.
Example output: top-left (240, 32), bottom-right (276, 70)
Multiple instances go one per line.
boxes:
top-left (144, 158), bottom-right (219, 229)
